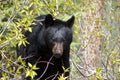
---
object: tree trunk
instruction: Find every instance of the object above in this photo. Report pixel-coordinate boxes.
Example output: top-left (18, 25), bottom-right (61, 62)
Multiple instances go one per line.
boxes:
top-left (81, 0), bottom-right (103, 80)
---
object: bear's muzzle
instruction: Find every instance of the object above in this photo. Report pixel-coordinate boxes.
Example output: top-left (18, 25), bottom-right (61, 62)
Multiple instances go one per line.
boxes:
top-left (52, 42), bottom-right (64, 58)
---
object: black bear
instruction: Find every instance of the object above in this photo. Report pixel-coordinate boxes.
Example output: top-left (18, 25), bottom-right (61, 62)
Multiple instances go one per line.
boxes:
top-left (16, 14), bottom-right (75, 80)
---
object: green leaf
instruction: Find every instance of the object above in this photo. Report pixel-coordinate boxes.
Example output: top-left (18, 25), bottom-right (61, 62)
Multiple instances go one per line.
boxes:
top-left (28, 63), bottom-right (32, 68)
top-left (26, 69), bottom-right (37, 79)
top-left (58, 74), bottom-right (68, 80)
top-left (17, 56), bottom-right (22, 62)
top-left (116, 59), bottom-right (120, 62)
top-left (96, 67), bottom-right (103, 80)
top-left (62, 66), bottom-right (69, 73)
top-left (111, 49), bottom-right (117, 55)
top-left (18, 41), bottom-right (22, 47)
top-left (96, 67), bottom-right (101, 73)
top-left (32, 64), bottom-right (39, 70)
top-left (28, 27), bottom-right (32, 32)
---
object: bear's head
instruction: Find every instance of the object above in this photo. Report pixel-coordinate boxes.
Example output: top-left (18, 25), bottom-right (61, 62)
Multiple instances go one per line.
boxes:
top-left (44, 14), bottom-right (75, 58)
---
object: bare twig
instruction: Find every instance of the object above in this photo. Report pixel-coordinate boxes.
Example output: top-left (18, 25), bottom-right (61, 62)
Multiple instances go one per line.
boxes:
top-left (0, 67), bottom-right (15, 76)
top-left (0, 15), bottom-right (15, 36)
top-left (52, 71), bottom-right (59, 80)
top-left (0, 36), bottom-right (17, 49)
top-left (37, 56), bottom-right (54, 80)
top-left (71, 58), bottom-right (95, 78)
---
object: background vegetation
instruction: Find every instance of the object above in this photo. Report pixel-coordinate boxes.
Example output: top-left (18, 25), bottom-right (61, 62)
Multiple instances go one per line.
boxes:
top-left (0, 0), bottom-right (120, 80)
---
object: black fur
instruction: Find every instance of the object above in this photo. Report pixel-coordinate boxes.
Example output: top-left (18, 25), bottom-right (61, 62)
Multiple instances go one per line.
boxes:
top-left (16, 14), bottom-right (75, 80)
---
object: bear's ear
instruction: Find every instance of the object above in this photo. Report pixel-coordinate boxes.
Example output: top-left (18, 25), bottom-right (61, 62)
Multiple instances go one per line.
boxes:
top-left (66, 16), bottom-right (75, 28)
top-left (45, 14), bottom-right (54, 27)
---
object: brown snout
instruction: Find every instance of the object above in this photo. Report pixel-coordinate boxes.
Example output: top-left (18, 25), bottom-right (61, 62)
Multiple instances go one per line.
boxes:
top-left (52, 42), bottom-right (64, 58)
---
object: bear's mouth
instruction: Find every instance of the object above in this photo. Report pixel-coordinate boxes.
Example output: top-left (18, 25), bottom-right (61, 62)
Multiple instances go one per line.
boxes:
top-left (53, 53), bottom-right (62, 58)
top-left (52, 42), bottom-right (64, 58)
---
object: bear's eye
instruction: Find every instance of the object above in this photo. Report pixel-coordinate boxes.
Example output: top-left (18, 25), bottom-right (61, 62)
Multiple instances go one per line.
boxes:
top-left (52, 37), bottom-right (65, 43)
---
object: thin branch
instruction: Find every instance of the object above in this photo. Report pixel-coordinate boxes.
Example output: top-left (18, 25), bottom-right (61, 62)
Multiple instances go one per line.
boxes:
top-left (37, 56), bottom-right (54, 80)
top-left (0, 15), bottom-right (16, 36)
top-left (52, 71), bottom-right (59, 80)
top-left (71, 58), bottom-right (95, 78)
top-left (1, 51), bottom-right (24, 67)
top-left (0, 67), bottom-right (15, 76)
top-left (45, 72), bottom-right (59, 80)
top-left (0, 36), bottom-right (16, 49)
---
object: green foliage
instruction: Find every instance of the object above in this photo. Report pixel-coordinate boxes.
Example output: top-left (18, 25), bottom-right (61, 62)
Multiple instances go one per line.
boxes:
top-left (0, 0), bottom-right (120, 80)
top-left (0, 0), bottom-right (80, 79)
top-left (58, 74), bottom-right (68, 80)
top-left (62, 66), bottom-right (70, 73)
top-left (26, 63), bottom-right (39, 79)
top-left (95, 67), bottom-right (103, 80)
top-left (58, 67), bottom-right (69, 80)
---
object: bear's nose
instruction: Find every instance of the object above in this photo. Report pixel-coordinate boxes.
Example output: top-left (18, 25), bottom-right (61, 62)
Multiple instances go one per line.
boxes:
top-left (52, 42), bottom-right (63, 58)
top-left (54, 53), bottom-right (61, 58)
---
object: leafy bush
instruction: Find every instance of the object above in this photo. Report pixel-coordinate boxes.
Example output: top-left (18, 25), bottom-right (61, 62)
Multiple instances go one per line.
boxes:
top-left (0, 0), bottom-right (120, 80)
